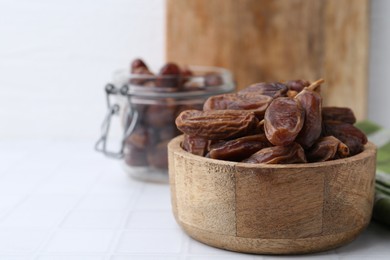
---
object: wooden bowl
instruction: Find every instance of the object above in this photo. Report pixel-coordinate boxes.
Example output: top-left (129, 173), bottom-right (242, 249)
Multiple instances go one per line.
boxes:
top-left (167, 135), bottom-right (377, 254)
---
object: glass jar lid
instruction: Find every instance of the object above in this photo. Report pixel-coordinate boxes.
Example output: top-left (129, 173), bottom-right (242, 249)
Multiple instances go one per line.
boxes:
top-left (111, 65), bottom-right (235, 99)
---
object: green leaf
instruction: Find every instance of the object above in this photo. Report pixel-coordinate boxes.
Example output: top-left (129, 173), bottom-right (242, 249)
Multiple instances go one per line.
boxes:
top-left (355, 120), bottom-right (382, 135)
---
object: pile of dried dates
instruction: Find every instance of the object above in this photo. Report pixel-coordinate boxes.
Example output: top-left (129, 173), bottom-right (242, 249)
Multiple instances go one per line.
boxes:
top-left (176, 79), bottom-right (368, 164)
top-left (129, 58), bottom-right (223, 89)
top-left (124, 59), bottom-right (224, 170)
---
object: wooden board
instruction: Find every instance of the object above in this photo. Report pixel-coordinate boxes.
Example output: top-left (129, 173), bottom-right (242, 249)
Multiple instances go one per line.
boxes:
top-left (166, 0), bottom-right (370, 120)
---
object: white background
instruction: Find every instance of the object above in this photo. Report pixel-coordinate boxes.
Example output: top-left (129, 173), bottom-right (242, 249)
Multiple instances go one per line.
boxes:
top-left (0, 0), bottom-right (165, 139)
top-left (0, 0), bottom-right (389, 139)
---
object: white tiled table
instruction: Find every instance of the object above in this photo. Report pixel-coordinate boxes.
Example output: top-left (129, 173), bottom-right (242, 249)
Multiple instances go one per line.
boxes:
top-left (0, 139), bottom-right (389, 260)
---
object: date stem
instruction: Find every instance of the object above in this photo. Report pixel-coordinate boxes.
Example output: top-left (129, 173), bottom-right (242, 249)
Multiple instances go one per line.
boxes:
top-left (307, 78), bottom-right (325, 91)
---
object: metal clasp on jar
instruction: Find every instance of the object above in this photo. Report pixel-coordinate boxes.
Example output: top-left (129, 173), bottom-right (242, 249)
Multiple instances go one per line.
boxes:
top-left (95, 84), bottom-right (138, 158)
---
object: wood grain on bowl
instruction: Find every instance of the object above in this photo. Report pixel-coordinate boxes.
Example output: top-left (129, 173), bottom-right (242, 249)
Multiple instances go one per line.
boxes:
top-left (168, 135), bottom-right (376, 254)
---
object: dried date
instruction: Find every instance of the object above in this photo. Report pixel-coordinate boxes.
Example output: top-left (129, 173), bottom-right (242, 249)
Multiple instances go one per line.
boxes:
top-left (124, 140), bottom-right (148, 167)
top-left (130, 59), bottom-right (154, 85)
top-left (175, 104), bottom-right (204, 117)
top-left (147, 140), bottom-right (169, 169)
top-left (127, 126), bottom-right (149, 149)
top-left (203, 93), bottom-right (272, 119)
top-left (208, 134), bottom-right (271, 161)
top-left (285, 79), bottom-right (310, 92)
top-left (323, 120), bottom-right (367, 155)
top-left (322, 106), bottom-right (356, 124)
top-left (181, 66), bottom-right (193, 86)
top-left (264, 97), bottom-right (305, 146)
top-left (242, 142), bottom-right (307, 164)
top-left (131, 58), bottom-right (147, 72)
top-left (182, 135), bottom-right (210, 156)
top-left (238, 82), bottom-right (288, 98)
top-left (145, 103), bottom-right (177, 128)
top-left (156, 62), bottom-right (181, 88)
top-left (146, 127), bottom-right (159, 146)
top-left (176, 110), bottom-right (259, 140)
top-left (158, 125), bottom-right (180, 142)
top-left (306, 136), bottom-right (349, 162)
top-left (295, 83), bottom-right (323, 149)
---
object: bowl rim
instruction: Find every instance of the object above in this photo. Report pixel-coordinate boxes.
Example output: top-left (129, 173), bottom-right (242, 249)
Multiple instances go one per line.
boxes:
top-left (168, 135), bottom-right (377, 169)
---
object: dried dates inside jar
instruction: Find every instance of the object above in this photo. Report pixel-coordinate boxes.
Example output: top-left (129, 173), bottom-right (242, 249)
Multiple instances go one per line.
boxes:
top-left (124, 100), bottom-right (202, 170)
top-left (121, 59), bottom-right (233, 172)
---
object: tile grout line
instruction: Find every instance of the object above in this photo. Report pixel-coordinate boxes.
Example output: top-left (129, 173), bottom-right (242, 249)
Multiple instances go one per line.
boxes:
top-left (0, 141), bottom-right (59, 221)
top-left (31, 168), bottom-right (106, 259)
top-left (0, 144), bottom-right (73, 234)
top-left (0, 143), bottom-right (42, 180)
top-left (0, 146), bottom-right (69, 257)
top-left (103, 181), bottom-right (146, 260)
top-left (0, 139), bottom-right (58, 180)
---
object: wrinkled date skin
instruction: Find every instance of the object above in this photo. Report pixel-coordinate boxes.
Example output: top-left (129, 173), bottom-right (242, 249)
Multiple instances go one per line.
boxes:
top-left (182, 135), bottom-right (210, 156)
top-left (208, 134), bottom-right (271, 161)
top-left (203, 93), bottom-right (272, 119)
top-left (243, 142), bottom-right (307, 164)
top-left (176, 110), bottom-right (259, 140)
top-left (264, 97), bottom-right (305, 146)
top-left (295, 88), bottom-right (322, 149)
top-left (322, 107), bottom-right (356, 124)
top-left (238, 82), bottom-right (288, 98)
top-left (323, 121), bottom-right (367, 155)
top-left (306, 136), bottom-right (349, 162)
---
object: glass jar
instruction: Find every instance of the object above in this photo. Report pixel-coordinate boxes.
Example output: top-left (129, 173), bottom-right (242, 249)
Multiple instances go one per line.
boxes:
top-left (96, 65), bottom-right (235, 183)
